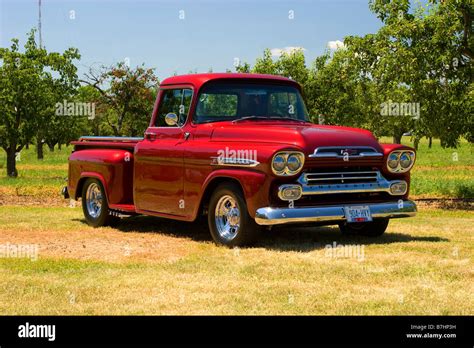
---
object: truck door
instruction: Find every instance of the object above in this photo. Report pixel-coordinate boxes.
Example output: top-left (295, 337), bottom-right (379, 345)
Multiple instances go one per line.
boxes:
top-left (134, 87), bottom-right (193, 217)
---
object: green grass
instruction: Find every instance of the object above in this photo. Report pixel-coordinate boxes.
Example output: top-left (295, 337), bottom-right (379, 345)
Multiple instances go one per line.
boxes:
top-left (0, 137), bottom-right (472, 199)
top-left (380, 137), bottom-right (473, 198)
top-left (0, 205), bottom-right (472, 315)
top-left (0, 146), bottom-right (72, 197)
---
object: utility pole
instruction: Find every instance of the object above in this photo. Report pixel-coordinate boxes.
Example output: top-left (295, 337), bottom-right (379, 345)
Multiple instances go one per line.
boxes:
top-left (38, 0), bottom-right (42, 48)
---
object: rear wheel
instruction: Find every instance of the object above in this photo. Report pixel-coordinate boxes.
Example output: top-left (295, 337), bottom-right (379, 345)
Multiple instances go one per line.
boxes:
top-left (338, 219), bottom-right (389, 237)
top-left (81, 178), bottom-right (118, 227)
top-left (208, 183), bottom-right (261, 247)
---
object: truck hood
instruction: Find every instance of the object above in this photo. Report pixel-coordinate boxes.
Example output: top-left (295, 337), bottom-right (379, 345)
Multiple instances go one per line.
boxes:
top-left (209, 121), bottom-right (382, 154)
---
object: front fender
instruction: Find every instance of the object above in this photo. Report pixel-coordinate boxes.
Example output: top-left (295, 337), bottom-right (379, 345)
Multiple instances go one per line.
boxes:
top-left (380, 143), bottom-right (416, 197)
top-left (199, 169), bottom-right (269, 219)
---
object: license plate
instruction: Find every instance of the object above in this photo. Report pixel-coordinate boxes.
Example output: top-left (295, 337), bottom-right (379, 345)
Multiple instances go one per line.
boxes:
top-left (344, 206), bottom-right (372, 223)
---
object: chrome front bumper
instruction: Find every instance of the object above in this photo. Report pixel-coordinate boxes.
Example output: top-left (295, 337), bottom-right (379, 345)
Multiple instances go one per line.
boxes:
top-left (254, 200), bottom-right (417, 226)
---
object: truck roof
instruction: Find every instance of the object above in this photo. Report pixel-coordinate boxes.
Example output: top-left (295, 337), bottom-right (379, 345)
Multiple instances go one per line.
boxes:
top-left (160, 73), bottom-right (300, 90)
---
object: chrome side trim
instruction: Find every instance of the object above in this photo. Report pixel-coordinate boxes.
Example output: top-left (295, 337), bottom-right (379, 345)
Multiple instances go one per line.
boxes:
top-left (297, 171), bottom-right (407, 196)
top-left (210, 157), bottom-right (260, 167)
top-left (255, 200), bottom-right (417, 226)
top-left (78, 136), bottom-right (143, 142)
top-left (309, 146), bottom-right (383, 158)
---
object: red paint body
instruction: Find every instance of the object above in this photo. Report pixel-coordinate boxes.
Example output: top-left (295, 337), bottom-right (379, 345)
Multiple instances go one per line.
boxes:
top-left (67, 73), bottom-right (414, 221)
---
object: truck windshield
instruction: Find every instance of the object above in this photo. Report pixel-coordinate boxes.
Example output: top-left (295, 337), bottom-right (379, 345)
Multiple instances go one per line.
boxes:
top-left (194, 81), bottom-right (309, 124)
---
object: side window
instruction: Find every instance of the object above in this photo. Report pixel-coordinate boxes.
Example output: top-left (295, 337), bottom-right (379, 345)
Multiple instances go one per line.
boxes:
top-left (155, 88), bottom-right (193, 127)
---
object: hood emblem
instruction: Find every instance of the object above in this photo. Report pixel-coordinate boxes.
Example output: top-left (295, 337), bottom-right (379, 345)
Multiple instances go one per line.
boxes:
top-left (341, 148), bottom-right (358, 156)
top-left (309, 146), bottom-right (383, 158)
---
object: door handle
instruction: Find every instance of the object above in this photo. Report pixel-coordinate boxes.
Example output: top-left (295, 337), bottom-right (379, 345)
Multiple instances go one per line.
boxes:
top-left (145, 132), bottom-right (156, 141)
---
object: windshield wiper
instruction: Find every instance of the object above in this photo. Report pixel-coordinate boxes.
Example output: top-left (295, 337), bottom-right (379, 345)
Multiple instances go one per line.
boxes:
top-left (232, 116), bottom-right (267, 123)
top-left (266, 116), bottom-right (308, 123)
top-left (233, 115), bottom-right (307, 123)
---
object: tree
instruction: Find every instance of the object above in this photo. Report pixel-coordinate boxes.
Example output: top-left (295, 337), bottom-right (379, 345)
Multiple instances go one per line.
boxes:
top-left (75, 85), bottom-right (104, 137)
top-left (359, 0), bottom-right (473, 146)
top-left (236, 48), bottom-right (309, 91)
top-left (82, 63), bottom-right (158, 137)
top-left (0, 30), bottom-right (80, 176)
top-left (306, 48), bottom-right (375, 127)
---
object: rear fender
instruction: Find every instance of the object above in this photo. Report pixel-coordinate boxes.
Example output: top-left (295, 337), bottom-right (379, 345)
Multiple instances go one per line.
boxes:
top-left (75, 172), bottom-right (108, 201)
top-left (68, 148), bottom-right (134, 204)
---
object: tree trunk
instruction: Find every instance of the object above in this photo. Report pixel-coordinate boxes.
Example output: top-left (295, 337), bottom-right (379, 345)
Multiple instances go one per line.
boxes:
top-left (6, 148), bottom-right (18, 177)
top-left (393, 132), bottom-right (403, 144)
top-left (48, 143), bottom-right (55, 152)
top-left (414, 137), bottom-right (420, 151)
top-left (58, 143), bottom-right (62, 150)
top-left (428, 137), bottom-right (432, 148)
top-left (25, 143), bottom-right (29, 150)
top-left (36, 138), bottom-right (44, 160)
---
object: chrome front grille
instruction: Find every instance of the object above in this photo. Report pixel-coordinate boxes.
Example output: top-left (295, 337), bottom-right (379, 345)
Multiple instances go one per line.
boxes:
top-left (303, 171), bottom-right (379, 185)
top-left (296, 170), bottom-right (406, 196)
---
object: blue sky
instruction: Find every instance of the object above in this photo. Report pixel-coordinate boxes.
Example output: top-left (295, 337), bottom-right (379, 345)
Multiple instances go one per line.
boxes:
top-left (0, 0), bottom-right (383, 80)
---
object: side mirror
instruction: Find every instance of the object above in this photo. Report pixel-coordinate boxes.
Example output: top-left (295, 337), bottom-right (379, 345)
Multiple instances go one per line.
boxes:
top-left (165, 112), bottom-right (178, 126)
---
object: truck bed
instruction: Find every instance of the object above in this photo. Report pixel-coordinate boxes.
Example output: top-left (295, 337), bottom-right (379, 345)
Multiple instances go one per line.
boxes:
top-left (67, 136), bottom-right (142, 211)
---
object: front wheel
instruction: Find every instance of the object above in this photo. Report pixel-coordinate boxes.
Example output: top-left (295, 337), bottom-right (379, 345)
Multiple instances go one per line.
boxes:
top-left (208, 183), bottom-right (261, 247)
top-left (338, 219), bottom-right (389, 237)
top-left (81, 178), bottom-right (117, 227)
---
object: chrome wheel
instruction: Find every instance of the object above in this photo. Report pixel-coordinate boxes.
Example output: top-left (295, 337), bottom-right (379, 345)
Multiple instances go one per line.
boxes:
top-left (215, 195), bottom-right (240, 241)
top-left (85, 183), bottom-right (103, 219)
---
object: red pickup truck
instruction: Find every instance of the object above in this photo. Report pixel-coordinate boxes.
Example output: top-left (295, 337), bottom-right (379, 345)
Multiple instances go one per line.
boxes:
top-left (64, 73), bottom-right (417, 246)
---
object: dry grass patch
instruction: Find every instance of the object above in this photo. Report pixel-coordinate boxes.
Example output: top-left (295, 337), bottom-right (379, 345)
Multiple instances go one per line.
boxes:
top-left (0, 207), bottom-right (199, 263)
top-left (0, 205), bottom-right (472, 315)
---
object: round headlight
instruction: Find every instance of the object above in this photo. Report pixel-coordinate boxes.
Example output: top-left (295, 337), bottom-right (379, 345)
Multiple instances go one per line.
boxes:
top-left (287, 154), bottom-right (302, 172)
top-left (387, 150), bottom-right (415, 173)
top-left (272, 154), bottom-right (286, 172)
top-left (399, 152), bottom-right (412, 168)
top-left (272, 151), bottom-right (305, 176)
top-left (388, 153), bottom-right (399, 169)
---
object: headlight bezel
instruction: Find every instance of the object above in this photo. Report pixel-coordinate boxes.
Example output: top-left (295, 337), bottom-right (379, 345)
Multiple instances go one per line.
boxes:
top-left (271, 151), bottom-right (305, 176)
top-left (386, 150), bottom-right (415, 173)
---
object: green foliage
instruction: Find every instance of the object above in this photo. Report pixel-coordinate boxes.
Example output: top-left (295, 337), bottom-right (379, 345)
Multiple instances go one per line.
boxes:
top-left (0, 29), bottom-right (80, 176)
top-left (355, 0), bottom-right (473, 146)
top-left (239, 48), bottom-right (309, 84)
top-left (82, 62), bottom-right (158, 137)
